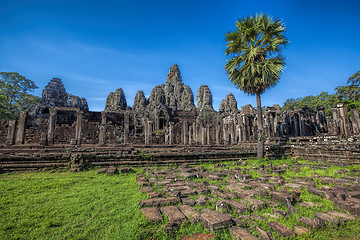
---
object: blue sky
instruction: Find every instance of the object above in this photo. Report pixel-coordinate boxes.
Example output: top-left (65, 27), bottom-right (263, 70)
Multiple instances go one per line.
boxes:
top-left (1, 0), bottom-right (359, 111)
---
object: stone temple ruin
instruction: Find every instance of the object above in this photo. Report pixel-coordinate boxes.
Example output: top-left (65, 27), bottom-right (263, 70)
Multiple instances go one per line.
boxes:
top-left (0, 64), bottom-right (359, 172)
top-left (1, 64), bottom-right (359, 148)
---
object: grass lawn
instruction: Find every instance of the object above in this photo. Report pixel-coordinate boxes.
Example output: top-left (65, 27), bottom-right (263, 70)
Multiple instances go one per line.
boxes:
top-left (1, 158), bottom-right (360, 239)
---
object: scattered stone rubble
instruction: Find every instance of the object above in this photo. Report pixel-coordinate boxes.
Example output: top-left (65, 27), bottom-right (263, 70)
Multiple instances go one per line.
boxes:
top-left (137, 161), bottom-right (359, 239)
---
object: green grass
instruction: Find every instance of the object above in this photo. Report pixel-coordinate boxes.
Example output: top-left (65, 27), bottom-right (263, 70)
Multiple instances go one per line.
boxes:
top-left (0, 169), bottom-right (151, 239)
top-left (1, 158), bottom-right (360, 240)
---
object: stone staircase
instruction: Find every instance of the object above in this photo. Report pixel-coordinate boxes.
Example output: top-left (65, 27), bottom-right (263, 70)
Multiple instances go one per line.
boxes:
top-left (0, 145), bottom-right (257, 172)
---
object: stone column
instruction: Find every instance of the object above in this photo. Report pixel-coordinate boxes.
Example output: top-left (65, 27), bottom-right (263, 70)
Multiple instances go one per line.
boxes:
top-left (183, 120), bottom-right (188, 145)
top-left (215, 124), bottom-right (220, 145)
top-left (350, 108), bottom-right (360, 135)
top-left (338, 103), bottom-right (351, 136)
top-left (169, 122), bottom-right (174, 145)
top-left (47, 108), bottom-right (57, 145)
top-left (201, 126), bottom-right (206, 145)
top-left (6, 120), bottom-right (16, 145)
top-left (98, 111), bottom-right (107, 145)
top-left (193, 122), bottom-right (197, 144)
top-left (123, 113), bottom-right (129, 144)
top-left (207, 124), bottom-right (210, 145)
top-left (15, 111), bottom-right (27, 144)
top-left (188, 125), bottom-right (193, 145)
top-left (230, 122), bottom-right (235, 144)
top-left (145, 119), bottom-right (152, 145)
top-left (75, 110), bottom-right (83, 145)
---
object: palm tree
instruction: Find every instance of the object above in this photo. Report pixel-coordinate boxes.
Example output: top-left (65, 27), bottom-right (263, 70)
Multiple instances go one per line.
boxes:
top-left (225, 14), bottom-right (288, 158)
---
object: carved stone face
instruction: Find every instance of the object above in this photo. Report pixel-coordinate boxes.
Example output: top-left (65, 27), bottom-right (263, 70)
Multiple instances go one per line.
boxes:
top-left (149, 86), bottom-right (166, 105)
top-left (197, 85), bottom-right (213, 109)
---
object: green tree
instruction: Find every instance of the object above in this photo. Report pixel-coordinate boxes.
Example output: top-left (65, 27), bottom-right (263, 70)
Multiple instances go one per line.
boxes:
top-left (335, 70), bottom-right (360, 103)
top-left (0, 95), bottom-right (11, 119)
top-left (225, 14), bottom-right (288, 158)
top-left (0, 72), bottom-right (39, 119)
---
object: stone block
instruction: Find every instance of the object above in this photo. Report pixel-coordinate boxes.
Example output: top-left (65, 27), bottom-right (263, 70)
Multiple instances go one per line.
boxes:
top-left (293, 226), bottom-right (310, 236)
top-left (181, 196), bottom-right (196, 206)
top-left (299, 216), bottom-right (323, 230)
top-left (267, 221), bottom-right (294, 238)
top-left (255, 226), bottom-right (271, 240)
top-left (106, 166), bottom-right (117, 175)
top-left (201, 209), bottom-right (233, 231)
top-left (141, 207), bottom-right (163, 222)
top-left (327, 210), bottom-right (356, 222)
top-left (315, 212), bottom-right (339, 226)
top-left (161, 206), bottom-right (186, 225)
top-left (230, 226), bottom-right (258, 240)
top-left (241, 197), bottom-right (266, 211)
top-left (195, 195), bottom-right (207, 206)
top-left (224, 200), bottom-right (248, 214)
top-left (180, 233), bottom-right (217, 240)
top-left (98, 167), bottom-right (107, 174)
top-left (139, 197), bottom-right (179, 208)
top-left (120, 167), bottom-right (132, 173)
top-left (270, 191), bottom-right (293, 205)
top-left (178, 205), bottom-right (201, 223)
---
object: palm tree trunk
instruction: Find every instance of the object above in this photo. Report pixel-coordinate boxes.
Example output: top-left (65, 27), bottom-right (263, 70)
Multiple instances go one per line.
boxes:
top-left (256, 92), bottom-right (264, 158)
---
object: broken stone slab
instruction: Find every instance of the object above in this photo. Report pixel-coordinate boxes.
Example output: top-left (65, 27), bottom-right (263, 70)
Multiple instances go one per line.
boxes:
top-left (185, 180), bottom-right (198, 189)
top-left (334, 197), bottom-right (360, 217)
top-left (227, 182), bottom-right (251, 192)
top-left (148, 191), bottom-right (162, 198)
top-left (299, 216), bottom-right (324, 230)
top-left (98, 167), bottom-right (107, 174)
top-left (212, 189), bottom-right (236, 200)
top-left (315, 212), bottom-right (339, 226)
top-left (235, 189), bottom-right (259, 199)
top-left (194, 166), bottom-right (205, 172)
top-left (182, 172), bottom-right (198, 179)
top-left (138, 181), bottom-right (151, 187)
top-left (180, 196), bottom-right (196, 206)
top-left (327, 210), bottom-right (356, 222)
top-left (283, 183), bottom-right (303, 191)
top-left (196, 187), bottom-right (210, 195)
top-left (106, 166), bottom-right (117, 175)
top-left (139, 196), bottom-right (179, 208)
top-left (230, 226), bottom-right (258, 240)
top-left (272, 209), bottom-right (288, 217)
top-left (267, 221), bottom-right (294, 238)
top-left (235, 173), bottom-right (253, 180)
top-left (120, 167), bottom-right (132, 173)
top-left (241, 197), bottom-right (266, 211)
top-left (141, 207), bottom-right (163, 222)
top-left (178, 205), bottom-right (201, 223)
top-left (346, 191), bottom-right (360, 199)
top-left (224, 200), bottom-right (248, 214)
top-left (215, 200), bottom-right (231, 213)
top-left (293, 225), bottom-right (310, 236)
top-left (255, 226), bottom-right (272, 240)
top-left (270, 191), bottom-right (294, 205)
top-left (201, 209), bottom-right (233, 232)
top-left (307, 186), bottom-right (325, 197)
top-left (263, 213), bottom-right (279, 219)
top-left (180, 233), bottom-right (217, 240)
top-left (139, 187), bottom-right (153, 193)
top-left (195, 195), bottom-right (207, 206)
top-left (161, 206), bottom-right (187, 225)
top-left (299, 201), bottom-right (322, 208)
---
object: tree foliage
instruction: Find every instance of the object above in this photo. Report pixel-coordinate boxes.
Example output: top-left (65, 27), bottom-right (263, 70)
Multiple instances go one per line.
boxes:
top-left (224, 14), bottom-right (288, 95)
top-left (225, 14), bottom-right (288, 158)
top-left (0, 72), bottom-right (40, 119)
top-left (282, 70), bottom-right (360, 116)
